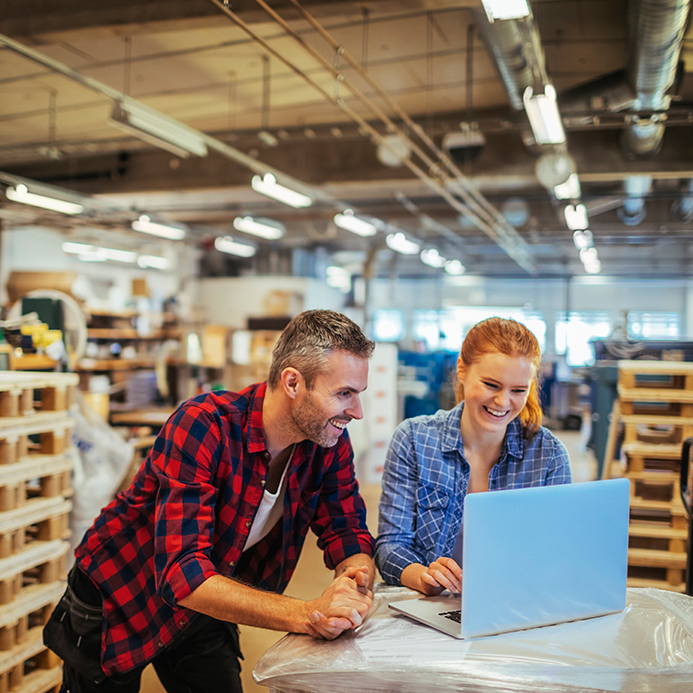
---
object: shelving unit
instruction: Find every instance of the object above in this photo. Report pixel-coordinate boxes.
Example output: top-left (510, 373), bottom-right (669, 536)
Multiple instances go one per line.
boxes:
top-left (0, 371), bottom-right (77, 693)
top-left (76, 309), bottom-right (181, 417)
top-left (618, 360), bottom-right (692, 593)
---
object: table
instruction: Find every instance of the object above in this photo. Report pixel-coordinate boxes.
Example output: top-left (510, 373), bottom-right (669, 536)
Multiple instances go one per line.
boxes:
top-left (253, 584), bottom-right (693, 693)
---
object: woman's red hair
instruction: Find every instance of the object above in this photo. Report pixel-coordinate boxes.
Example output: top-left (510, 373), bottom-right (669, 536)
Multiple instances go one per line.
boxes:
top-left (455, 317), bottom-right (543, 436)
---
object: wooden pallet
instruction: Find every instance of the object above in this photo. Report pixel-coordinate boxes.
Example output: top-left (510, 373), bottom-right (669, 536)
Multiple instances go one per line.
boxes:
top-left (0, 414), bottom-right (74, 467)
top-left (0, 622), bottom-right (62, 693)
top-left (0, 373), bottom-right (78, 421)
top-left (0, 498), bottom-right (72, 560)
top-left (0, 540), bottom-right (69, 607)
top-left (0, 455), bottom-right (72, 514)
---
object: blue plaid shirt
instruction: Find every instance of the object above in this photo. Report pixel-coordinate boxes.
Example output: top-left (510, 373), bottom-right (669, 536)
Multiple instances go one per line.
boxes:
top-left (375, 401), bottom-right (572, 584)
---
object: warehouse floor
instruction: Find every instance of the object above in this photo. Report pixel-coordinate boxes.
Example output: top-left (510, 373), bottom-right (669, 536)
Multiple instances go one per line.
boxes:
top-left (140, 430), bottom-right (596, 693)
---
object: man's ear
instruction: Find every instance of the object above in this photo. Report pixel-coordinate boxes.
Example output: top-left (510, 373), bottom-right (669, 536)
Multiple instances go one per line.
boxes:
top-left (280, 367), bottom-right (303, 399)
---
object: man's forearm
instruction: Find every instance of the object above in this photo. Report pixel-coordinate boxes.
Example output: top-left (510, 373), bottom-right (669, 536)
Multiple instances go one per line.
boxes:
top-left (335, 553), bottom-right (375, 589)
top-left (178, 574), bottom-right (310, 633)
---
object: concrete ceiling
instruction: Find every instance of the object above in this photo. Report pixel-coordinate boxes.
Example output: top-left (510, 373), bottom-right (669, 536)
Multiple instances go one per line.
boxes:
top-left (1, 0), bottom-right (692, 279)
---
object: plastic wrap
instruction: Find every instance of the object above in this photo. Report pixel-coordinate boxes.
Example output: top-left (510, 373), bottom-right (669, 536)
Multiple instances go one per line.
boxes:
top-left (253, 585), bottom-right (693, 693)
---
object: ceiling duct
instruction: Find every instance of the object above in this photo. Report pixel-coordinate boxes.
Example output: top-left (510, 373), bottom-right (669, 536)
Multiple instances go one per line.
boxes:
top-left (621, 0), bottom-right (691, 158)
top-left (671, 179), bottom-right (693, 223)
top-left (471, 8), bottom-right (546, 112)
top-left (618, 175), bottom-right (652, 226)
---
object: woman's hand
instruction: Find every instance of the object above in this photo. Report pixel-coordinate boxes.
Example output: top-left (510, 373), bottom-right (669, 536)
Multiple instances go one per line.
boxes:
top-left (401, 558), bottom-right (463, 596)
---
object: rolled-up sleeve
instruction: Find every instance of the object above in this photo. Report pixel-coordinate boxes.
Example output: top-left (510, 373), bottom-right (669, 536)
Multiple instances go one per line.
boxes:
top-left (375, 421), bottom-right (429, 584)
top-left (312, 433), bottom-right (375, 570)
top-left (545, 435), bottom-right (573, 485)
top-left (153, 407), bottom-right (223, 607)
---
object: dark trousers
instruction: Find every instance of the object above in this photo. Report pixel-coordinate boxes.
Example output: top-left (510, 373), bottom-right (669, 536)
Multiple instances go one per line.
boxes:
top-left (45, 568), bottom-right (244, 693)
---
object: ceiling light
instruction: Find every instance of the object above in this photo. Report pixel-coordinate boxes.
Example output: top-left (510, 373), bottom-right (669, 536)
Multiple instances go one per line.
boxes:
top-left (214, 236), bottom-right (256, 257)
top-left (326, 266), bottom-right (352, 293)
top-left (62, 241), bottom-right (95, 255)
top-left (132, 215), bottom-right (186, 240)
top-left (63, 241), bottom-right (137, 263)
top-left (386, 232), bottom-right (420, 255)
top-left (333, 210), bottom-right (378, 237)
top-left (523, 85), bottom-right (566, 145)
top-left (573, 229), bottom-right (594, 250)
top-left (584, 261), bottom-right (601, 274)
top-left (232, 216), bottom-right (285, 240)
top-left (554, 174), bottom-right (581, 200)
top-left (6, 184), bottom-right (84, 215)
top-left (580, 247), bottom-right (599, 265)
top-left (564, 204), bottom-right (589, 231)
top-left (251, 173), bottom-right (312, 208)
top-left (444, 260), bottom-right (466, 275)
top-left (481, 0), bottom-right (531, 21)
top-left (257, 131), bottom-right (278, 147)
top-left (109, 101), bottom-right (208, 158)
top-left (420, 248), bottom-right (446, 268)
top-left (138, 255), bottom-right (170, 270)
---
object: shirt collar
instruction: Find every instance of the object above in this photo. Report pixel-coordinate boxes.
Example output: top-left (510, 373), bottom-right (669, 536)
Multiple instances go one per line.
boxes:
top-left (440, 400), bottom-right (525, 459)
top-left (244, 381), bottom-right (269, 453)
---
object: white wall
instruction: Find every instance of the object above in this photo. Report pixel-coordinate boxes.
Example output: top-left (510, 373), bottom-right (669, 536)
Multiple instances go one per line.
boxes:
top-left (197, 276), bottom-right (345, 327)
top-left (1, 226), bottom-right (193, 313)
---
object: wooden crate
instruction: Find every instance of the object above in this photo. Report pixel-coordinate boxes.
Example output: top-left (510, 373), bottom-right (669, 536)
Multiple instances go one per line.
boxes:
top-left (618, 360), bottom-right (693, 417)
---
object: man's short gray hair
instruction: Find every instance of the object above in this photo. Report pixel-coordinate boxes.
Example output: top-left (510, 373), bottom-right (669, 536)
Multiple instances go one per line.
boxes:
top-left (268, 310), bottom-right (374, 389)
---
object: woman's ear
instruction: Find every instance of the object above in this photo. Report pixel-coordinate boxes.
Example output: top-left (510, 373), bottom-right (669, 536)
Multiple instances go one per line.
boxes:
top-left (456, 358), bottom-right (466, 381)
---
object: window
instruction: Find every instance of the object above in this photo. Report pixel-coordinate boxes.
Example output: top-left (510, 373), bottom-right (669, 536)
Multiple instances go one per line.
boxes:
top-left (373, 309), bottom-right (405, 342)
top-left (555, 311), bottom-right (612, 367)
top-left (412, 307), bottom-right (547, 353)
top-left (627, 312), bottom-right (680, 340)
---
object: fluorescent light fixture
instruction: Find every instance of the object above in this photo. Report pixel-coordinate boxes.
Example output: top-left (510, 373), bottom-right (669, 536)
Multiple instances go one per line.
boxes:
top-left (214, 235), bottom-right (256, 258)
top-left (573, 229), bottom-right (594, 250)
top-left (444, 259), bottom-right (466, 275)
top-left (138, 255), bottom-right (170, 270)
top-left (132, 215), bottom-right (186, 240)
top-left (333, 210), bottom-right (378, 237)
top-left (62, 242), bottom-right (94, 255)
top-left (579, 247), bottom-right (599, 265)
top-left (584, 261), bottom-right (601, 274)
top-left (251, 173), bottom-right (312, 208)
top-left (482, 0), bottom-right (531, 21)
top-left (554, 173), bottom-right (581, 200)
top-left (326, 266), bottom-right (352, 293)
top-left (6, 184), bottom-right (84, 215)
top-left (62, 241), bottom-right (136, 263)
top-left (564, 203), bottom-right (589, 231)
top-left (523, 85), bottom-right (566, 145)
top-left (109, 101), bottom-right (208, 158)
top-left (420, 248), bottom-right (446, 269)
top-left (386, 232), bottom-right (420, 255)
top-left (232, 216), bottom-right (285, 240)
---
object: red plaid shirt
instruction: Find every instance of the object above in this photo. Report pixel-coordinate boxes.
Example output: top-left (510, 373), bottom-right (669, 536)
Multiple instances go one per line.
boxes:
top-left (74, 382), bottom-right (374, 676)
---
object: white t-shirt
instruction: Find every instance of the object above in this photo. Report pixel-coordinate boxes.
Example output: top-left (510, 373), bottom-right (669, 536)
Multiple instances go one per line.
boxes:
top-left (243, 447), bottom-right (293, 552)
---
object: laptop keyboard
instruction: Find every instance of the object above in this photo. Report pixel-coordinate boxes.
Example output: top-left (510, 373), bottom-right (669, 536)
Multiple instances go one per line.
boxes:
top-left (439, 609), bottom-right (462, 623)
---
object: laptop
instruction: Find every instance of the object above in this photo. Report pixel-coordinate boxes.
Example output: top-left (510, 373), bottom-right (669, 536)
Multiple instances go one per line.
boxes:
top-left (389, 478), bottom-right (630, 639)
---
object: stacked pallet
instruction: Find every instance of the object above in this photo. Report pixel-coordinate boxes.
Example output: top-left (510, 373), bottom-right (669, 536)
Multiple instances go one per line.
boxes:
top-left (618, 360), bottom-right (692, 593)
top-left (0, 372), bottom-right (77, 693)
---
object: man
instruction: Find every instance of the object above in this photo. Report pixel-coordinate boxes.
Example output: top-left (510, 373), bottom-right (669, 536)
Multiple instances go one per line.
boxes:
top-left (45, 309), bottom-right (376, 693)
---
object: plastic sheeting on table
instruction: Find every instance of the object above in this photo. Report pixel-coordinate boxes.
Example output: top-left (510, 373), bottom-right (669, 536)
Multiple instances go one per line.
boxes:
top-left (253, 585), bottom-right (693, 693)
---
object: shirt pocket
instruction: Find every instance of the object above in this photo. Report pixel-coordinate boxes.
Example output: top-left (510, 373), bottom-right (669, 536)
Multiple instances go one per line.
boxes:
top-left (415, 485), bottom-right (451, 556)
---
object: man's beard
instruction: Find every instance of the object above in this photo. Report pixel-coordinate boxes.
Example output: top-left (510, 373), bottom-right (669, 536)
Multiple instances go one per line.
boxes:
top-left (290, 391), bottom-right (341, 447)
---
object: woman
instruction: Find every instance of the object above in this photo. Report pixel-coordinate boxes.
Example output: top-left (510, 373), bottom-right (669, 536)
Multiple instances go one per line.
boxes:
top-left (375, 317), bottom-right (572, 595)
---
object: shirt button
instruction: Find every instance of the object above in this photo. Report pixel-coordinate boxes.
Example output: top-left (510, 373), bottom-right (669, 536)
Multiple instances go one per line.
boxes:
top-left (263, 451), bottom-right (270, 461)
top-left (180, 618), bottom-right (187, 625)
top-left (229, 560), bottom-right (235, 567)
top-left (245, 520), bottom-right (251, 528)
top-left (260, 480), bottom-right (266, 487)
top-left (157, 641), bottom-right (164, 648)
